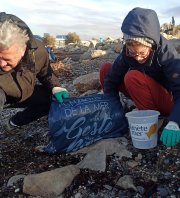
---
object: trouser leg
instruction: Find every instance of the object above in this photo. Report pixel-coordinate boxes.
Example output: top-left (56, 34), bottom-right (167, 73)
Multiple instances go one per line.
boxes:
top-left (99, 63), bottom-right (173, 116)
top-left (124, 70), bottom-right (173, 115)
top-left (8, 85), bottom-right (52, 126)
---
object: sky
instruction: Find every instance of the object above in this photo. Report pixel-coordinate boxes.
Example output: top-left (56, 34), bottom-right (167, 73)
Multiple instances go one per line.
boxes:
top-left (1, 0), bottom-right (180, 40)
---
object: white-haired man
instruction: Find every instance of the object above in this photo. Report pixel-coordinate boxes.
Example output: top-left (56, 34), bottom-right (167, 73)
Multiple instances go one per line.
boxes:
top-left (0, 12), bottom-right (69, 134)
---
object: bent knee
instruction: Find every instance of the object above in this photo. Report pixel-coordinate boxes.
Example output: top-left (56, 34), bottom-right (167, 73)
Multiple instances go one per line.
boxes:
top-left (124, 70), bottom-right (144, 85)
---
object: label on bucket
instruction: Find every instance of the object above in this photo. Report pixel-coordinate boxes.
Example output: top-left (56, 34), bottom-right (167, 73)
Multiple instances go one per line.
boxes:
top-left (129, 122), bottom-right (158, 141)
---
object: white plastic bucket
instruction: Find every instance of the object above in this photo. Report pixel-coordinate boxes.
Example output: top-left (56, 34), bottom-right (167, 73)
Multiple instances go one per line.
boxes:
top-left (125, 110), bottom-right (160, 149)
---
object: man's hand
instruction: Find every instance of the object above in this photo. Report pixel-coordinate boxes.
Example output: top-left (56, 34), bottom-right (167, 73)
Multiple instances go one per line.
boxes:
top-left (52, 87), bottom-right (69, 103)
top-left (160, 121), bottom-right (180, 146)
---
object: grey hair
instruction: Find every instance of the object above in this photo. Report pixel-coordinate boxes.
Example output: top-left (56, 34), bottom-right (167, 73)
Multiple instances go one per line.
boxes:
top-left (0, 20), bottom-right (29, 51)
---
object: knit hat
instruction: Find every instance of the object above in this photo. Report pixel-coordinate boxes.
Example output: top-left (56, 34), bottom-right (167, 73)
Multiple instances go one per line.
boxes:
top-left (123, 33), bottom-right (155, 48)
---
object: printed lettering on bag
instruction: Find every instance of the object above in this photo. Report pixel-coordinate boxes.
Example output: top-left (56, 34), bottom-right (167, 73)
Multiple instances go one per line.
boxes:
top-left (64, 102), bottom-right (109, 118)
top-left (60, 100), bottom-right (113, 151)
top-left (46, 94), bottom-right (127, 153)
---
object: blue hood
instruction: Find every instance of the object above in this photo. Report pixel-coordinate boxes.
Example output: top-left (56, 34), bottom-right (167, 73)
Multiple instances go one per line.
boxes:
top-left (121, 7), bottom-right (160, 45)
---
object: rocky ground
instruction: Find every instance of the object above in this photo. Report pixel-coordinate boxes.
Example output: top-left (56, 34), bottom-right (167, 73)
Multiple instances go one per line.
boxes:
top-left (0, 48), bottom-right (180, 198)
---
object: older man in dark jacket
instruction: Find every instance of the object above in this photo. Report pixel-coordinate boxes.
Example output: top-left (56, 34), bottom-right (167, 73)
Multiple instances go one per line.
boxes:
top-left (100, 7), bottom-right (180, 147)
top-left (0, 12), bottom-right (69, 133)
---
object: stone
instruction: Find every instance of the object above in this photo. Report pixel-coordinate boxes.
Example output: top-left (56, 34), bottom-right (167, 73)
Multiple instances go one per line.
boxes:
top-left (73, 138), bottom-right (132, 159)
top-left (137, 186), bottom-right (145, 195)
top-left (116, 175), bottom-right (137, 191)
top-left (77, 149), bottom-right (106, 172)
top-left (80, 51), bottom-right (91, 61)
top-left (23, 165), bottom-right (80, 197)
top-left (74, 192), bottom-right (82, 198)
top-left (73, 72), bottom-right (101, 93)
top-left (91, 50), bottom-right (107, 59)
top-left (157, 187), bottom-right (169, 197)
top-left (127, 160), bottom-right (139, 168)
top-left (89, 40), bottom-right (98, 48)
top-left (164, 172), bottom-right (172, 179)
top-left (7, 175), bottom-right (26, 187)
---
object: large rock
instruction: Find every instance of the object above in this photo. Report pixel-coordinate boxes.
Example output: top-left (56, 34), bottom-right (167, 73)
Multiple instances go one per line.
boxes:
top-left (91, 50), bottom-right (107, 59)
top-left (23, 165), bottom-right (80, 198)
top-left (77, 149), bottom-right (106, 172)
top-left (73, 72), bottom-right (101, 93)
top-left (74, 138), bottom-right (132, 159)
top-left (80, 50), bottom-right (91, 61)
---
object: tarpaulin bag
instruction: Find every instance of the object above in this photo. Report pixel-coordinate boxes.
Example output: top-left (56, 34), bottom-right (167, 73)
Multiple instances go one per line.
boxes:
top-left (44, 93), bottom-right (128, 154)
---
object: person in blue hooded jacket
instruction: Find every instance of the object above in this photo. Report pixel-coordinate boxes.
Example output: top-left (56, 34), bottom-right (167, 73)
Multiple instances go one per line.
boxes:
top-left (46, 46), bottom-right (56, 62)
top-left (100, 7), bottom-right (180, 147)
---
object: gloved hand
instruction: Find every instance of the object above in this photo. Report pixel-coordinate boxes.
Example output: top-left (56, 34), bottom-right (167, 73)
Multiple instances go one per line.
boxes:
top-left (160, 121), bottom-right (180, 147)
top-left (52, 87), bottom-right (69, 103)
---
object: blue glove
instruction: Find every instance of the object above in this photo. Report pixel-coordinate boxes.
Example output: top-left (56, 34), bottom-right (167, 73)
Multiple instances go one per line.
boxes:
top-left (52, 87), bottom-right (69, 103)
top-left (160, 121), bottom-right (180, 147)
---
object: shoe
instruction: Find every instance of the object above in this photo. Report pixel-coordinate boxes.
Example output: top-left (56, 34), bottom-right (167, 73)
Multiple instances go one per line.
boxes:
top-left (3, 118), bottom-right (24, 135)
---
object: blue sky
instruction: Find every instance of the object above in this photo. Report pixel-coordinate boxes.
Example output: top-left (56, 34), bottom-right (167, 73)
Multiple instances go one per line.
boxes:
top-left (1, 0), bottom-right (180, 40)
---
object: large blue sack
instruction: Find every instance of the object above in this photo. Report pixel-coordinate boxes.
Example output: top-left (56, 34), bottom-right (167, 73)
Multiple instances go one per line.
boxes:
top-left (44, 94), bottom-right (128, 154)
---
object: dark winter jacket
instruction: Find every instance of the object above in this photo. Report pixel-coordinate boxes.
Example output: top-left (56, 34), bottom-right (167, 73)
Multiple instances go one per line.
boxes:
top-left (0, 12), bottom-right (59, 102)
top-left (104, 7), bottom-right (180, 125)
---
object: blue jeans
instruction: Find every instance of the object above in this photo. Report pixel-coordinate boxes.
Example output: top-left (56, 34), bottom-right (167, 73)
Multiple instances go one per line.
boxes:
top-left (1, 85), bottom-right (52, 126)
